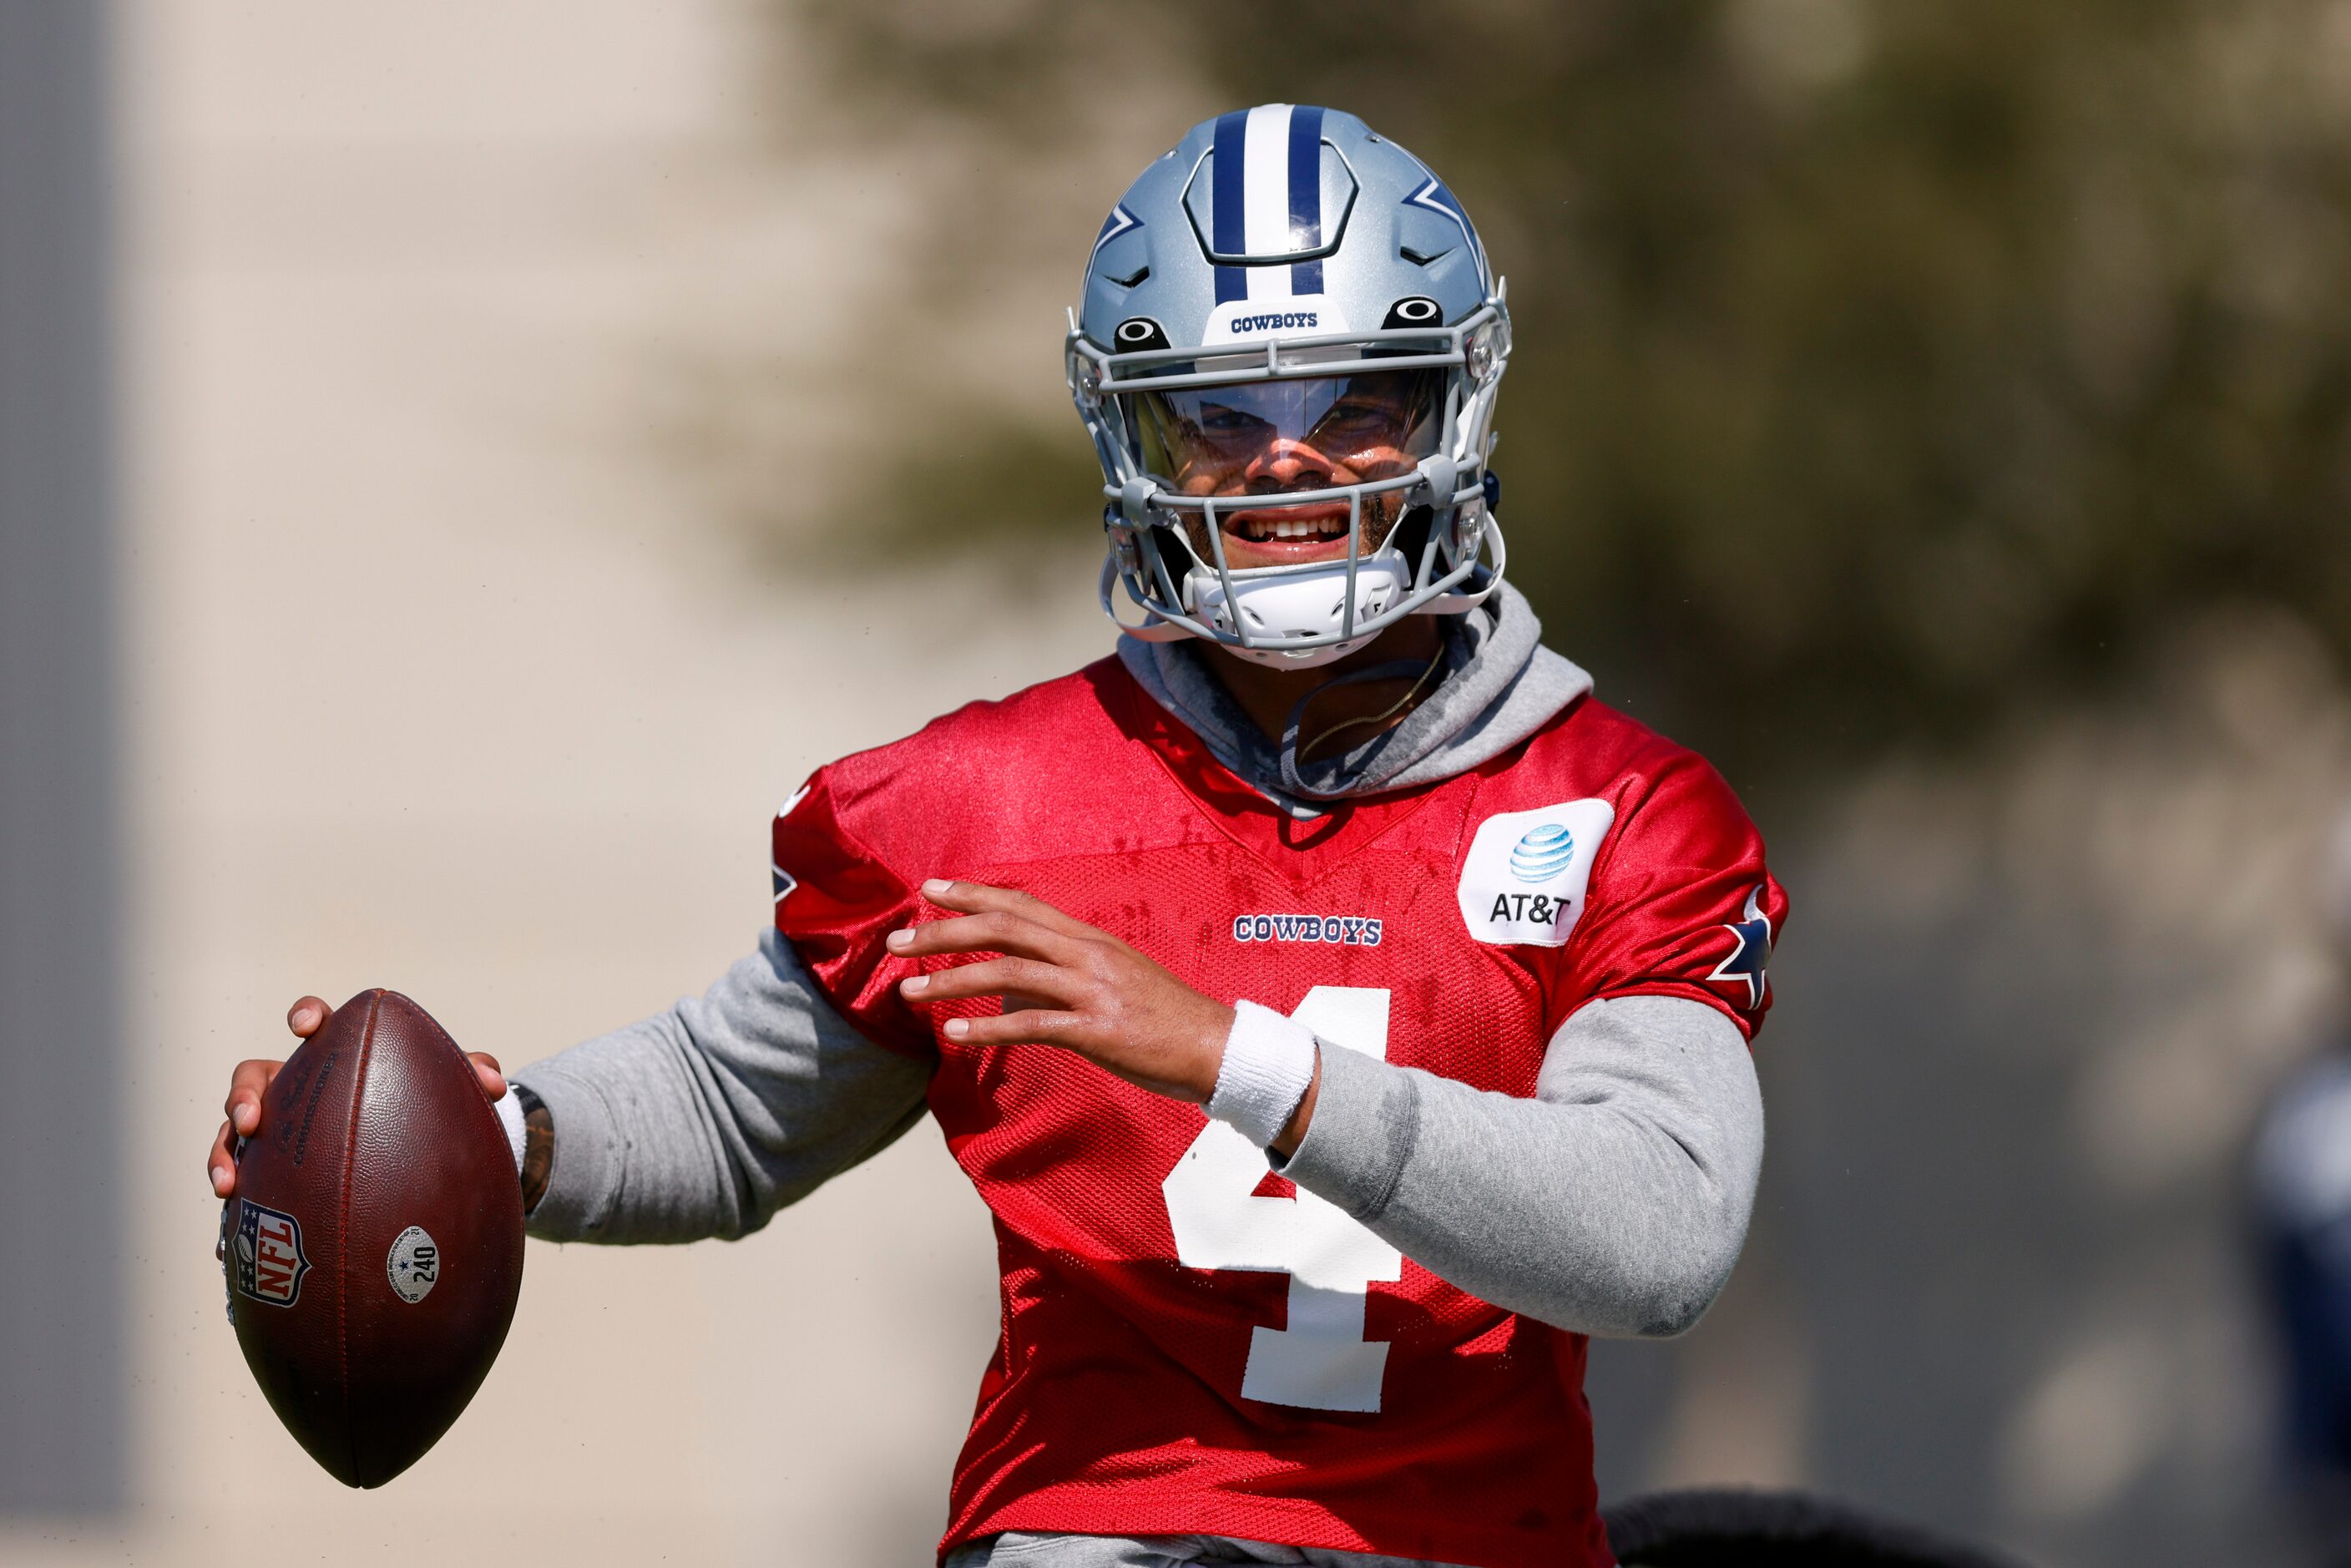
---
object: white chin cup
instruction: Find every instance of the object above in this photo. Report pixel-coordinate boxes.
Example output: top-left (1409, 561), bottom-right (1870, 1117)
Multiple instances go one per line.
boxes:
top-left (1185, 551), bottom-right (1413, 670)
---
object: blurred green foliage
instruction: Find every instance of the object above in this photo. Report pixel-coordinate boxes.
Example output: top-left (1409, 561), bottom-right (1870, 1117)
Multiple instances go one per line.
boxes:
top-left (791, 0), bottom-right (2351, 780)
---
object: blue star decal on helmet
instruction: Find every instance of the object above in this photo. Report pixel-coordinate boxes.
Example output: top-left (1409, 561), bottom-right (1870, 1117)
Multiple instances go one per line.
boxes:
top-left (1402, 175), bottom-right (1490, 291)
top-left (1706, 884), bottom-right (1773, 1010)
top-left (1089, 203), bottom-right (1144, 263)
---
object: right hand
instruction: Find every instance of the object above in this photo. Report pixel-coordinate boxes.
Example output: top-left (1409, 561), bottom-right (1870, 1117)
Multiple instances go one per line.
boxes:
top-left (207, 994), bottom-right (508, 1199)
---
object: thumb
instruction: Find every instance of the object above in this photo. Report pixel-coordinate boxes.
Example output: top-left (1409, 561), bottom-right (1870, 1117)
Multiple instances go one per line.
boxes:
top-left (468, 1052), bottom-right (508, 1100)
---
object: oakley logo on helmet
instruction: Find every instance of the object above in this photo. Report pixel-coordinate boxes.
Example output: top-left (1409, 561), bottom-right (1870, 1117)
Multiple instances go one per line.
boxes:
top-left (1115, 317), bottom-right (1171, 352)
top-left (1382, 296), bottom-right (1443, 329)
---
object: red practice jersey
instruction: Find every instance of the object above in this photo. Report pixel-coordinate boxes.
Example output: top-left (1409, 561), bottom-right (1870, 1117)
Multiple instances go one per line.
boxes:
top-left (772, 657), bottom-right (1784, 1568)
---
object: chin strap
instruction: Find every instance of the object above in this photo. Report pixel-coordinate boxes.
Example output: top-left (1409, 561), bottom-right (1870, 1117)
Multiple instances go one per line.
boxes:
top-left (1098, 555), bottom-right (1194, 642)
top-left (1276, 640), bottom-right (1451, 802)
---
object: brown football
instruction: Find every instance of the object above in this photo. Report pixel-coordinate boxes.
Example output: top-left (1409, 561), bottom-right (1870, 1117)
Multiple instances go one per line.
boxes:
top-left (220, 989), bottom-right (523, 1486)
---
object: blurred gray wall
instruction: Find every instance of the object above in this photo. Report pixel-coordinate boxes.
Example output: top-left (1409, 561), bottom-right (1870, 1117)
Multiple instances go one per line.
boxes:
top-left (0, 0), bottom-right (123, 1514)
top-left (1585, 625), bottom-right (2351, 1568)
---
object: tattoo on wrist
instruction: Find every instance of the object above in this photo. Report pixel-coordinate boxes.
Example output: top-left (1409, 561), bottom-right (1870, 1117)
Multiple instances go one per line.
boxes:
top-left (513, 1085), bottom-right (554, 1214)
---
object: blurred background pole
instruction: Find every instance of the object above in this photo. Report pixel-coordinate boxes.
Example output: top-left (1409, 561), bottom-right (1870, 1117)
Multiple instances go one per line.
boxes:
top-left (0, 0), bottom-right (123, 1513)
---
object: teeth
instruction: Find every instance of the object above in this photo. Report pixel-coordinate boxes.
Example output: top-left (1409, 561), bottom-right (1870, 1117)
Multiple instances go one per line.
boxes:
top-left (1238, 518), bottom-right (1341, 541)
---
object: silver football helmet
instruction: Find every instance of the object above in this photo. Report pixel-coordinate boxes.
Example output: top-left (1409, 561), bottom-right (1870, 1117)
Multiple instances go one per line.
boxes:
top-left (1069, 105), bottom-right (1512, 668)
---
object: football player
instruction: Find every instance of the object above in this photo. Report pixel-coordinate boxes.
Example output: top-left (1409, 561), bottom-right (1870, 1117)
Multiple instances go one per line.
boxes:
top-left (209, 106), bottom-right (1785, 1568)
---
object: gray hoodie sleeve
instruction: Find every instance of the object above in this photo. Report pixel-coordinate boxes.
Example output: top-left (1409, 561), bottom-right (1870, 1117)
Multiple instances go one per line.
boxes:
top-left (1281, 993), bottom-right (1763, 1338)
top-left (513, 938), bottom-right (1760, 1340)
top-left (512, 927), bottom-right (933, 1244)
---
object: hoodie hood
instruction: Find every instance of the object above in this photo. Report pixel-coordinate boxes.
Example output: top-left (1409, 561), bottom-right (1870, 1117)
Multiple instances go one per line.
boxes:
top-left (1117, 582), bottom-right (1594, 818)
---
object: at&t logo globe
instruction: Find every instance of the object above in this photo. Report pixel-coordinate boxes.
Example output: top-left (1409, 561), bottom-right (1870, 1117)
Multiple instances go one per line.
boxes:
top-left (1508, 822), bottom-right (1576, 883)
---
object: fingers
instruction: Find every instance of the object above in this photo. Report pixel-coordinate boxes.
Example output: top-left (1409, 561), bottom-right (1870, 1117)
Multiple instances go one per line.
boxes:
top-left (286, 996), bottom-right (331, 1038)
top-left (223, 1059), bottom-right (281, 1136)
top-left (211, 1049), bottom-right (507, 1193)
top-left (208, 1119), bottom-right (239, 1197)
top-left (918, 880), bottom-right (1102, 943)
top-left (467, 1052), bottom-right (508, 1101)
top-left (900, 957), bottom-right (1078, 1009)
top-left (938, 1009), bottom-right (1086, 1047)
top-left (214, 1051), bottom-right (283, 1195)
top-left (887, 908), bottom-right (1088, 966)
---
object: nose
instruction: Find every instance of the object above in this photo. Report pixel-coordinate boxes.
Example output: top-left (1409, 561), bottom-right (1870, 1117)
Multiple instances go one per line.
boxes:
top-left (1245, 438), bottom-right (1336, 491)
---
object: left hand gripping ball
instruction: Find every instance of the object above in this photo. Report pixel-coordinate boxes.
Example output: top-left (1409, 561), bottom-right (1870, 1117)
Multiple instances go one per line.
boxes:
top-left (219, 990), bottom-right (524, 1486)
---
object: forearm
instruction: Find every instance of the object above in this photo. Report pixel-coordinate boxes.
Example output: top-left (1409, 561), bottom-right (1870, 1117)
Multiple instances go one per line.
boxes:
top-left (1282, 993), bottom-right (1763, 1338)
top-left (512, 928), bottom-right (933, 1245)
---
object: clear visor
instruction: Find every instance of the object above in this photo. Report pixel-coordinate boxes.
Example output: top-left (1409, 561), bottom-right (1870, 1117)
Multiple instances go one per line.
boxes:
top-left (1118, 367), bottom-right (1447, 528)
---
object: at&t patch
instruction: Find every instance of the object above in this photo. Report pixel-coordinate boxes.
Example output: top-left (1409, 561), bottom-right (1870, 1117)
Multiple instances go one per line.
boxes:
top-left (1456, 798), bottom-right (1616, 948)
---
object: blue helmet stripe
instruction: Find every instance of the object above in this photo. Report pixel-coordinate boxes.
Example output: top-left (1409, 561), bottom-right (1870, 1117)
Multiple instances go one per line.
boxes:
top-left (1211, 109), bottom-right (1249, 304)
top-left (1287, 104), bottom-right (1324, 295)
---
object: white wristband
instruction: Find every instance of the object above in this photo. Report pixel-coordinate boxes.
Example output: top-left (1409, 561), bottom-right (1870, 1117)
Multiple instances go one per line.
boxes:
top-left (493, 1085), bottom-right (528, 1176)
top-left (1206, 1001), bottom-right (1320, 1149)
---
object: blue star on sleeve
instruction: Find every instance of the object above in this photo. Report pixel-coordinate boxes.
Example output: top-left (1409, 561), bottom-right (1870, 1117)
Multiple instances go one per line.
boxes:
top-left (1705, 883), bottom-right (1774, 1010)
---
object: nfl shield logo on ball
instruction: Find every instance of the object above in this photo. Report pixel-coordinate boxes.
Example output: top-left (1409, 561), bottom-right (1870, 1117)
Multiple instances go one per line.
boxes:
top-left (232, 1200), bottom-right (311, 1308)
top-left (387, 1225), bottom-right (440, 1304)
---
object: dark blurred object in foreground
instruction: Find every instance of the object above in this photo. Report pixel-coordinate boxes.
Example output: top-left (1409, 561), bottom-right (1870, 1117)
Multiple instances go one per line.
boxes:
top-left (2247, 808), bottom-right (2351, 1560)
top-left (2253, 809), bottom-right (2351, 1566)
top-left (1605, 1487), bottom-right (2030, 1568)
top-left (2255, 1054), bottom-right (2351, 1484)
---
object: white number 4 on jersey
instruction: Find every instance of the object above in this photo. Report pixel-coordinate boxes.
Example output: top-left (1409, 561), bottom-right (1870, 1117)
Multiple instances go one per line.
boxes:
top-left (1160, 987), bottom-right (1404, 1414)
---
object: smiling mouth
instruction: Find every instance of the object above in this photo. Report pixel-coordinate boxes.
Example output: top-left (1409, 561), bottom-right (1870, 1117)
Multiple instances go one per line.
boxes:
top-left (1226, 503), bottom-right (1349, 544)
